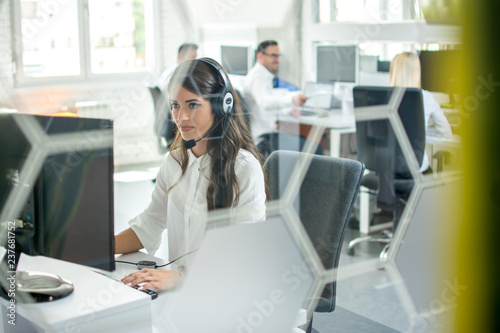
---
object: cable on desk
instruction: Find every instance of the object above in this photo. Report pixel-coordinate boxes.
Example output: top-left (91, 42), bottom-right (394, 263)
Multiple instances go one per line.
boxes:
top-left (115, 260), bottom-right (137, 265)
top-left (155, 249), bottom-right (198, 268)
top-left (115, 249), bottom-right (198, 270)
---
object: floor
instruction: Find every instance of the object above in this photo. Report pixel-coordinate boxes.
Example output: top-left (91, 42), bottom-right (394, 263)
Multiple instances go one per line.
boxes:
top-left (113, 176), bottom-right (456, 333)
top-left (310, 225), bottom-right (456, 333)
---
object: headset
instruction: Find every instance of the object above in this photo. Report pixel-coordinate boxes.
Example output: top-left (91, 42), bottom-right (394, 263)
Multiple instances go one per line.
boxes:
top-left (183, 58), bottom-right (234, 149)
top-left (199, 57), bottom-right (234, 117)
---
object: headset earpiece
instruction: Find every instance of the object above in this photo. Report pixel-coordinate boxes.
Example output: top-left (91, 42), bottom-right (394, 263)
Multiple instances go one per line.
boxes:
top-left (223, 92), bottom-right (233, 115)
top-left (198, 58), bottom-right (234, 117)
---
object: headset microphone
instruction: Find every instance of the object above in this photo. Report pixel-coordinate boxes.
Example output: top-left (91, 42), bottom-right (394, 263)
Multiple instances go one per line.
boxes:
top-left (183, 128), bottom-right (212, 149)
top-left (183, 114), bottom-right (229, 149)
top-left (184, 139), bottom-right (197, 149)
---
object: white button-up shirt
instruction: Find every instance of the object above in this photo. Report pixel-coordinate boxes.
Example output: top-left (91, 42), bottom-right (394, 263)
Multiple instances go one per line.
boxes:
top-left (158, 64), bottom-right (178, 92)
top-left (420, 90), bottom-right (453, 171)
top-left (243, 62), bottom-right (296, 139)
top-left (129, 148), bottom-right (266, 264)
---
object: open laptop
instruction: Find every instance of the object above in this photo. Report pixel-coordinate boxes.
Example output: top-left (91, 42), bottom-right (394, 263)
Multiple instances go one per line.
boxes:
top-left (301, 82), bottom-right (341, 115)
top-left (156, 216), bottom-right (315, 332)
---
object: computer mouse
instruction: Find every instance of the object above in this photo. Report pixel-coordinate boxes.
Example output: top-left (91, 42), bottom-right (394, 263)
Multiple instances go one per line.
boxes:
top-left (14, 270), bottom-right (74, 303)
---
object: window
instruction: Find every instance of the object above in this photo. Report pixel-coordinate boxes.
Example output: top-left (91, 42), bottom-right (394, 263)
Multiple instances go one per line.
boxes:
top-left (18, 0), bottom-right (81, 78)
top-left (317, 0), bottom-right (420, 23)
top-left (13, 0), bottom-right (157, 84)
top-left (88, 0), bottom-right (148, 74)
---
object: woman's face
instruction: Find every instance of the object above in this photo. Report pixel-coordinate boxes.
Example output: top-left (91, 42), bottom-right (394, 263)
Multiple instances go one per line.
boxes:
top-left (170, 86), bottom-right (215, 143)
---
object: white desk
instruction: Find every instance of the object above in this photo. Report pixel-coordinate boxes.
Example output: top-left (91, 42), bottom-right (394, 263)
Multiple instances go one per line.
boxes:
top-left (278, 110), bottom-right (356, 157)
top-left (0, 254), bottom-right (151, 333)
top-left (118, 252), bottom-right (309, 333)
top-left (1, 251), bottom-right (308, 333)
top-left (117, 252), bottom-right (309, 333)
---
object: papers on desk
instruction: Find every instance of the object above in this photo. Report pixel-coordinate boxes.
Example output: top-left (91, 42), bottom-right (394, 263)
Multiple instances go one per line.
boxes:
top-left (302, 82), bottom-right (336, 111)
top-left (280, 111), bottom-right (355, 129)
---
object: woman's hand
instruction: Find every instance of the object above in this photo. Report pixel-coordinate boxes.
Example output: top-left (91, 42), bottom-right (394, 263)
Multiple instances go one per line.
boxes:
top-left (121, 268), bottom-right (183, 290)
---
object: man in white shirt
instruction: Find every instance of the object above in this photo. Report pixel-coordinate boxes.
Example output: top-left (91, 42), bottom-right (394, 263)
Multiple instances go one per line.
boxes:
top-left (243, 40), bottom-right (322, 156)
top-left (158, 43), bottom-right (198, 91)
top-left (243, 40), bottom-right (306, 138)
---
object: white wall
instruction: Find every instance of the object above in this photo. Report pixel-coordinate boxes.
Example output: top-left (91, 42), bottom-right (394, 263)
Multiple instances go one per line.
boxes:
top-left (0, 1), bottom-right (14, 107)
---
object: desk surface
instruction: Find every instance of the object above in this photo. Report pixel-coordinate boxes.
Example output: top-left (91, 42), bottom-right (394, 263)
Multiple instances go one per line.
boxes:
top-left (279, 109), bottom-right (356, 129)
top-left (118, 251), bottom-right (309, 333)
top-left (1, 253), bottom-right (151, 333)
top-left (1, 251), bottom-right (308, 332)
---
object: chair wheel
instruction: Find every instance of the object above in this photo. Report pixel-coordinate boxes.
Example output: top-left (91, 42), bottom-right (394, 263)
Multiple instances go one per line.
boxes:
top-left (347, 247), bottom-right (355, 256)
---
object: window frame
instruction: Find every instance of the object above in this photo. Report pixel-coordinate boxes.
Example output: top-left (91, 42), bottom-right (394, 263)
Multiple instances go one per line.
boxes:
top-left (11, 0), bottom-right (161, 88)
top-left (315, 0), bottom-right (421, 23)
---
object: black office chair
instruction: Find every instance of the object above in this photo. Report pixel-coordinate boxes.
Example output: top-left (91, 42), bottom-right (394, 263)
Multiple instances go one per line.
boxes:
top-left (264, 150), bottom-right (364, 333)
top-left (347, 86), bottom-right (426, 260)
top-left (234, 89), bottom-right (251, 133)
top-left (147, 86), bottom-right (176, 155)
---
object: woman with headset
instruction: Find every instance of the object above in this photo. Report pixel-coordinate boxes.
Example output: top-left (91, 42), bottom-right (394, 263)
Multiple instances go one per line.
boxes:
top-left (115, 58), bottom-right (268, 290)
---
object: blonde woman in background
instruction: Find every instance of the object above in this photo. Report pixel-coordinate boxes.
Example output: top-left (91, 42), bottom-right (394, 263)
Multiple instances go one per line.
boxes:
top-left (389, 52), bottom-right (453, 172)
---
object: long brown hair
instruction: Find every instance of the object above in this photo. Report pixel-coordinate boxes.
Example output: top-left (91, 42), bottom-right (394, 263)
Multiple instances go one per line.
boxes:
top-left (166, 59), bottom-right (269, 210)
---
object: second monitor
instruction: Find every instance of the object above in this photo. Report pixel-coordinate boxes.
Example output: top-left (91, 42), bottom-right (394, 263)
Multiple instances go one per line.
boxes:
top-left (316, 44), bottom-right (358, 84)
top-left (220, 45), bottom-right (252, 76)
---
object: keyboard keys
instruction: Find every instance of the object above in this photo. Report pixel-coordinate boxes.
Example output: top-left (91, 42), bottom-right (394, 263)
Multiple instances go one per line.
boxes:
top-left (132, 284), bottom-right (158, 300)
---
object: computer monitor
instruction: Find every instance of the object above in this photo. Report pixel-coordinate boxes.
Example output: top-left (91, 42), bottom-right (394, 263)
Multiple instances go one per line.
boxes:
top-left (0, 114), bottom-right (115, 271)
top-left (220, 45), bottom-right (251, 75)
top-left (316, 44), bottom-right (359, 84)
top-left (419, 50), bottom-right (462, 103)
top-left (302, 82), bottom-right (335, 109)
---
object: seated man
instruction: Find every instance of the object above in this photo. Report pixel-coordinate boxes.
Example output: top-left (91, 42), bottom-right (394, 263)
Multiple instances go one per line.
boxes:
top-left (243, 40), bottom-right (322, 158)
top-left (158, 43), bottom-right (198, 92)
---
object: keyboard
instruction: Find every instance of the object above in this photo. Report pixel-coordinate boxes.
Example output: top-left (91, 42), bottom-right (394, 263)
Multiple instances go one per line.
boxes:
top-left (93, 270), bottom-right (158, 300)
top-left (300, 109), bottom-right (317, 116)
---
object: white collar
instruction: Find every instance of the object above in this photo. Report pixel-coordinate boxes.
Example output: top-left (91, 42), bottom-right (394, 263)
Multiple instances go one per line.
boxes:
top-left (187, 149), bottom-right (211, 171)
top-left (254, 62), bottom-right (275, 79)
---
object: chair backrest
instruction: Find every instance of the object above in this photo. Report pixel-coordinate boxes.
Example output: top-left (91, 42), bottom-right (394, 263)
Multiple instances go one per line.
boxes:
top-left (264, 150), bottom-right (365, 313)
top-left (235, 89), bottom-right (251, 133)
top-left (147, 86), bottom-right (176, 153)
top-left (148, 86), bottom-right (161, 104)
top-left (353, 86), bottom-right (425, 209)
top-left (353, 86), bottom-right (425, 177)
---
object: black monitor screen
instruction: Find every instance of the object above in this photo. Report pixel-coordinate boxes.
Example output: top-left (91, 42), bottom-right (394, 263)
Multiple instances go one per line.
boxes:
top-left (0, 114), bottom-right (115, 271)
top-left (221, 46), bottom-right (249, 75)
top-left (419, 50), bottom-right (462, 95)
top-left (317, 45), bottom-right (357, 83)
